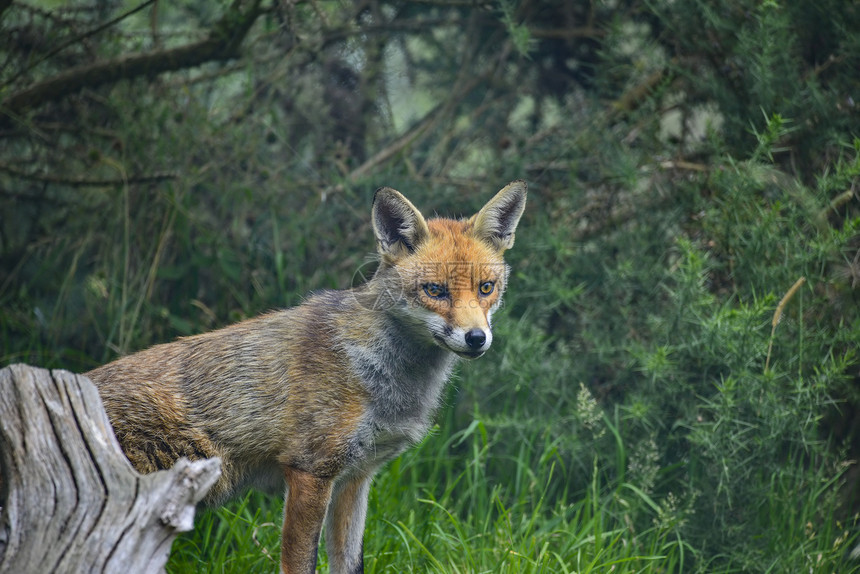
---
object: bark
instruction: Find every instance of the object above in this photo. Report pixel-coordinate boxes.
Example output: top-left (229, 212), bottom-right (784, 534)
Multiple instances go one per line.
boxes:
top-left (0, 364), bottom-right (221, 573)
top-left (1, 0), bottom-right (263, 118)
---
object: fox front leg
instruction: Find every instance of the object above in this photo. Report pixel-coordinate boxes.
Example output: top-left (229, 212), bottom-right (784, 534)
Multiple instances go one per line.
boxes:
top-left (281, 467), bottom-right (334, 574)
top-left (325, 473), bottom-right (374, 574)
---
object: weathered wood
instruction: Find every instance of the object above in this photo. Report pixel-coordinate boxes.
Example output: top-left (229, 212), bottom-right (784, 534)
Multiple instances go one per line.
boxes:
top-left (0, 364), bottom-right (221, 573)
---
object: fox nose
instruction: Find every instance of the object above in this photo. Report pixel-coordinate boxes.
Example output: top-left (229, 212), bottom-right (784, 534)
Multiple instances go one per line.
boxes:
top-left (464, 329), bottom-right (487, 350)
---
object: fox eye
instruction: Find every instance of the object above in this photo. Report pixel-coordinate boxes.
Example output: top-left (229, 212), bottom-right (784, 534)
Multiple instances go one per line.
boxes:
top-left (479, 281), bottom-right (495, 296)
top-left (423, 283), bottom-right (448, 299)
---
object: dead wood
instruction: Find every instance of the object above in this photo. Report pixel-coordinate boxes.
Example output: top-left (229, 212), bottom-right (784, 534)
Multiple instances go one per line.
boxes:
top-left (0, 364), bottom-right (221, 573)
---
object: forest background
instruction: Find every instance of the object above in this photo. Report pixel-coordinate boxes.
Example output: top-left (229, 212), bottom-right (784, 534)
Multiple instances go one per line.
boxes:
top-left (2, 0), bottom-right (860, 572)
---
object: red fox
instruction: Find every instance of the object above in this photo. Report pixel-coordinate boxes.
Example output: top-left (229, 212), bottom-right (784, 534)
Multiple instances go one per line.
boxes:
top-left (86, 181), bottom-right (527, 574)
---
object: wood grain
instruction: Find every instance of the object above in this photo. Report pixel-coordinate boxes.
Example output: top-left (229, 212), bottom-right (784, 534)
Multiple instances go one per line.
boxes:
top-left (0, 364), bottom-right (221, 573)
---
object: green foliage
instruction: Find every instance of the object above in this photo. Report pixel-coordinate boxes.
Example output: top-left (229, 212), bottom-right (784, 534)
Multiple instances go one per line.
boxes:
top-left (649, 0), bottom-right (860, 172)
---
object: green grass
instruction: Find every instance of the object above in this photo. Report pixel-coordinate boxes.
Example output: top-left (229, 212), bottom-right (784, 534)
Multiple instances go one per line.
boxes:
top-left (167, 415), bottom-right (694, 574)
top-left (166, 401), bottom-right (860, 573)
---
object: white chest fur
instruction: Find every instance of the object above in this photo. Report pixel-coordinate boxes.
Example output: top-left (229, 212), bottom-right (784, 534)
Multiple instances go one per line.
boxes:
top-left (343, 321), bottom-right (457, 466)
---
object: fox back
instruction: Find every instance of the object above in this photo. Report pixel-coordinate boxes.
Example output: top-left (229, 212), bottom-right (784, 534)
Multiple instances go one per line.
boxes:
top-left (87, 181), bottom-right (527, 574)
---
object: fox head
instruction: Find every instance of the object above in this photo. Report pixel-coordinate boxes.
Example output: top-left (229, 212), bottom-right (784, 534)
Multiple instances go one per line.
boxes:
top-left (369, 181), bottom-right (527, 359)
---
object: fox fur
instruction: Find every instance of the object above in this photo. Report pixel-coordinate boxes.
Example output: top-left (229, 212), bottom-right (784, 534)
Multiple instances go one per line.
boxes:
top-left (86, 181), bottom-right (527, 574)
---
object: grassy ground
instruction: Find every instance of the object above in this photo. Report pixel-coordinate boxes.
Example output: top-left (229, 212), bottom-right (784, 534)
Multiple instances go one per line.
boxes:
top-left (167, 422), bottom-right (688, 574)
top-left (165, 400), bottom-right (858, 574)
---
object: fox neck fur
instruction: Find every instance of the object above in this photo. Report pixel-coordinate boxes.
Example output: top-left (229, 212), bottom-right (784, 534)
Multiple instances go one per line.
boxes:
top-left (316, 288), bottom-right (459, 459)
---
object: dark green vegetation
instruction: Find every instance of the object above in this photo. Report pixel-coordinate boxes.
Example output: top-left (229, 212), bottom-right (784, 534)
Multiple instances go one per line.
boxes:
top-left (2, 0), bottom-right (860, 571)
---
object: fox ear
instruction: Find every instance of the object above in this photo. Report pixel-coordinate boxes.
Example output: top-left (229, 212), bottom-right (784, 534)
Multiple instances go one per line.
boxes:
top-left (372, 187), bottom-right (430, 260)
top-left (470, 180), bottom-right (527, 252)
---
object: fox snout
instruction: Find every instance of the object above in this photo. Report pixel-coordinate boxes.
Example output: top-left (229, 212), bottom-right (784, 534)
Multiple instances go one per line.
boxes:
top-left (433, 323), bottom-right (493, 359)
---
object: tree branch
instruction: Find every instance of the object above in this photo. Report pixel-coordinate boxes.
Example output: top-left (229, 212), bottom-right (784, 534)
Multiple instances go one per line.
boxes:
top-left (609, 66), bottom-right (672, 119)
top-left (530, 26), bottom-right (605, 40)
top-left (343, 69), bottom-right (491, 184)
top-left (0, 162), bottom-right (178, 187)
top-left (1, 0), bottom-right (264, 118)
top-left (1, 0), bottom-right (158, 91)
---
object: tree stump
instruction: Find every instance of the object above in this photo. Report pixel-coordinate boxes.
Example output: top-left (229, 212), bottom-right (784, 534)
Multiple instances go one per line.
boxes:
top-left (0, 364), bottom-right (221, 573)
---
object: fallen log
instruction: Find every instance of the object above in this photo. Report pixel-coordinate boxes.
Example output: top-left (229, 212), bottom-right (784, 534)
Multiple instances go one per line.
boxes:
top-left (0, 364), bottom-right (221, 573)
